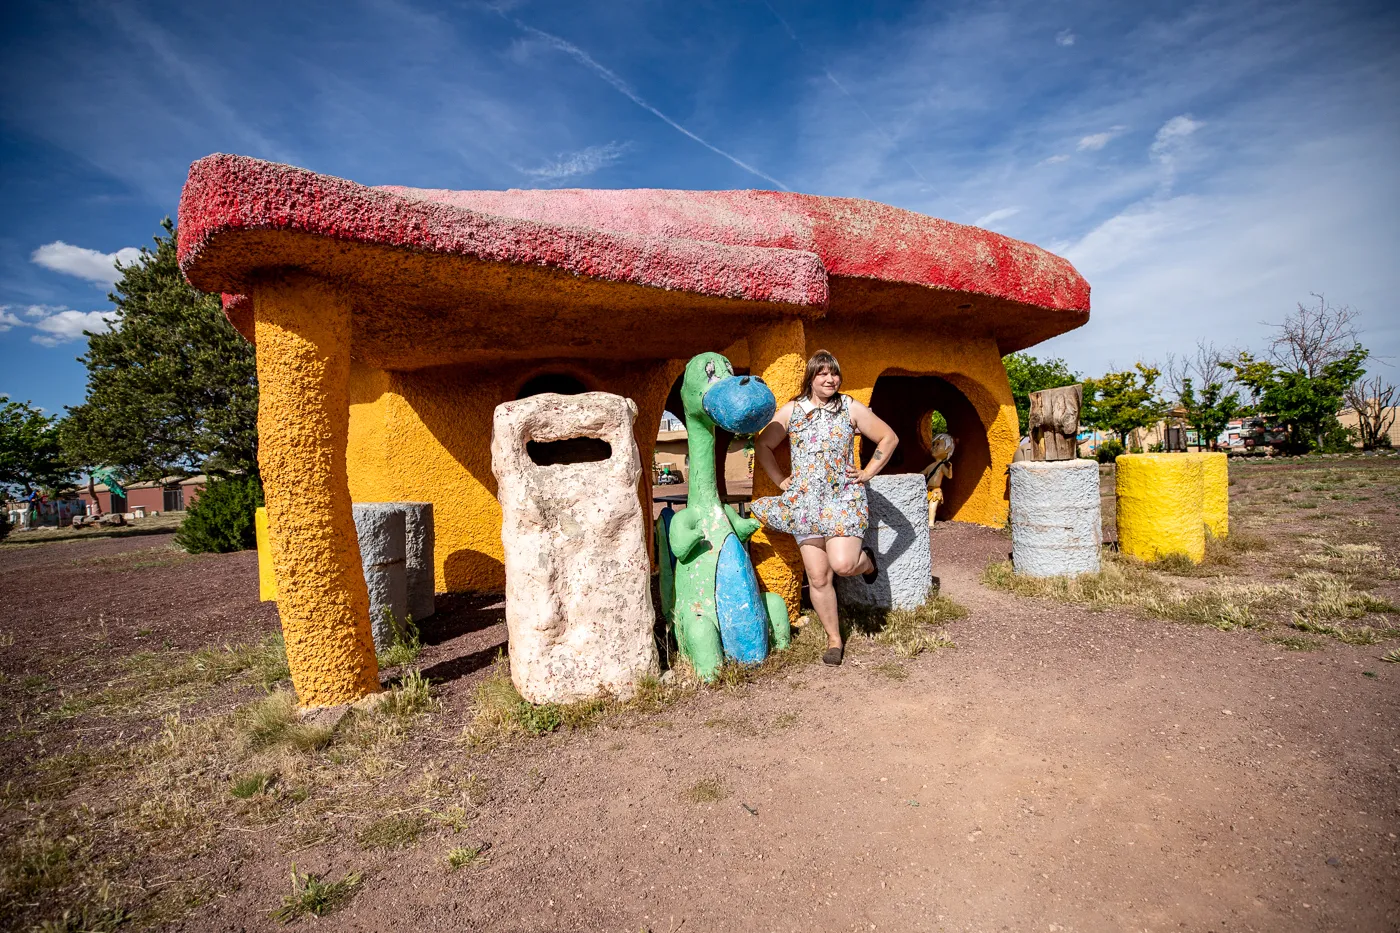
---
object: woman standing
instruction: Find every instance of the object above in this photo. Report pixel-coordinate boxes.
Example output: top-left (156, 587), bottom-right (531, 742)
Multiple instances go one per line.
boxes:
top-left (750, 350), bottom-right (898, 665)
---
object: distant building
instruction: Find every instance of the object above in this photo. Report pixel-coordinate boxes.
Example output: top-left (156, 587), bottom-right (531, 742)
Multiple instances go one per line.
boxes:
top-left (76, 475), bottom-right (207, 515)
top-left (1337, 405), bottom-right (1399, 448)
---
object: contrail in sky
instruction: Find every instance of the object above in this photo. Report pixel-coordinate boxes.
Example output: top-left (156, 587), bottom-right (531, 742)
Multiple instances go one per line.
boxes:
top-left (762, 0), bottom-right (930, 187)
top-left (512, 19), bottom-right (789, 190)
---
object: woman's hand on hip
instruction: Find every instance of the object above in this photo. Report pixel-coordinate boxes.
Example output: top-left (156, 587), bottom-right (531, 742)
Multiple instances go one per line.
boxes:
top-left (846, 466), bottom-right (869, 484)
top-left (779, 476), bottom-right (792, 491)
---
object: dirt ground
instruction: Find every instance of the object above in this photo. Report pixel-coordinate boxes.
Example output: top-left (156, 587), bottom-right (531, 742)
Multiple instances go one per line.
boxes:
top-left (2, 456), bottom-right (1398, 932)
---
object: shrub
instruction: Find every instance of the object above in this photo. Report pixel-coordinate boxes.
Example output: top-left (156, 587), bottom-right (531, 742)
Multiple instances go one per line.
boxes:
top-left (1095, 439), bottom-right (1125, 463)
top-left (0, 509), bottom-right (10, 543)
top-left (174, 476), bottom-right (262, 553)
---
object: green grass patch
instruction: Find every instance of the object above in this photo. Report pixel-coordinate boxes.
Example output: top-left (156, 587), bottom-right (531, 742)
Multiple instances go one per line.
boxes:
top-left (446, 844), bottom-right (490, 871)
top-left (270, 866), bottom-right (361, 923)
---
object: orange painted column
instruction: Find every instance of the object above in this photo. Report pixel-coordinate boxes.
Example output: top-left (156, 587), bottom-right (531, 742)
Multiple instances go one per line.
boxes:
top-left (255, 274), bottom-right (380, 707)
top-left (747, 318), bottom-right (807, 621)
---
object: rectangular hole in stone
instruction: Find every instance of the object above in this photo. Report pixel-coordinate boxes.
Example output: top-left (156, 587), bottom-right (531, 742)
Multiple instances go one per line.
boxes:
top-left (526, 437), bottom-right (612, 466)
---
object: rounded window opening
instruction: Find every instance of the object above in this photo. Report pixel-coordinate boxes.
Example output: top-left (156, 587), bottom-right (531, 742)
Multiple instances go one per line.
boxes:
top-left (864, 374), bottom-right (990, 521)
top-left (527, 437), bottom-right (612, 466)
top-left (516, 372), bottom-right (588, 400)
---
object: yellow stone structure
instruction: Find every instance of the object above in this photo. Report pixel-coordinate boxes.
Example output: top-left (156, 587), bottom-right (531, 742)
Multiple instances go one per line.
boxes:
top-left (1116, 454), bottom-right (1207, 563)
top-left (255, 507), bottom-right (277, 602)
top-left (1190, 451), bottom-right (1230, 539)
top-left (178, 155), bottom-right (1090, 705)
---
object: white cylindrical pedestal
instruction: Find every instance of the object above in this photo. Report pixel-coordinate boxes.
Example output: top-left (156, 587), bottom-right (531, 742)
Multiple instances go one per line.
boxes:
top-left (1010, 460), bottom-right (1102, 577)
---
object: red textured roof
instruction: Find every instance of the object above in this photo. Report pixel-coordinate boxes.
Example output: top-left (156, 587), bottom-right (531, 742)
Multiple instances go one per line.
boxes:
top-left (178, 154), bottom-right (1089, 356)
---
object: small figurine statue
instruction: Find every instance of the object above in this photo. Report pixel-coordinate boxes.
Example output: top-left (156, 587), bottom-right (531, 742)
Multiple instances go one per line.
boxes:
top-left (921, 432), bottom-right (956, 525)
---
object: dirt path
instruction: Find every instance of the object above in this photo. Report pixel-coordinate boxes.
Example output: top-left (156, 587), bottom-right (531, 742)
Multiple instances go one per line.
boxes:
top-left (205, 525), bottom-right (1399, 932)
top-left (3, 460), bottom-right (1398, 932)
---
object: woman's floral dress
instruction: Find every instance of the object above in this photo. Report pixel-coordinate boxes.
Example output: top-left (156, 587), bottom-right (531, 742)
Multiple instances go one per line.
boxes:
top-left (751, 394), bottom-right (869, 540)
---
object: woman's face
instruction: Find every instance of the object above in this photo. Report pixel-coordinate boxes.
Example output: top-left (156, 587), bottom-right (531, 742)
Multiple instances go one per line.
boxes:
top-left (811, 366), bottom-right (841, 400)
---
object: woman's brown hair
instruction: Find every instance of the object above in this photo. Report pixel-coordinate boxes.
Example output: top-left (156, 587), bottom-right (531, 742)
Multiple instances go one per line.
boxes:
top-left (793, 350), bottom-right (842, 403)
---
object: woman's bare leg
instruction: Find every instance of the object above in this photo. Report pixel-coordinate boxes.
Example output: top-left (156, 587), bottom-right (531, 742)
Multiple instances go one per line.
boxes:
top-left (825, 536), bottom-right (873, 577)
top-left (799, 541), bottom-right (841, 649)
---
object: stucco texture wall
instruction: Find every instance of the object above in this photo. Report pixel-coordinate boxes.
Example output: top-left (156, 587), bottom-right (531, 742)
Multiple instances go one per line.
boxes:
top-left (808, 322), bottom-right (1019, 528)
top-left (347, 357), bottom-right (683, 593)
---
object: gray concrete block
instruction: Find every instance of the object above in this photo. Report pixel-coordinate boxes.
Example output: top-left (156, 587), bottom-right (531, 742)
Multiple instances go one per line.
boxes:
top-left (835, 473), bottom-right (932, 610)
top-left (353, 504), bottom-right (408, 650)
top-left (1010, 459), bottom-right (1101, 577)
top-left (397, 502), bottom-right (436, 621)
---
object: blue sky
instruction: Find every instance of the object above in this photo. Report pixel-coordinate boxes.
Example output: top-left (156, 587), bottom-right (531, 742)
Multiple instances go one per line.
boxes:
top-left (2, 0), bottom-right (1398, 415)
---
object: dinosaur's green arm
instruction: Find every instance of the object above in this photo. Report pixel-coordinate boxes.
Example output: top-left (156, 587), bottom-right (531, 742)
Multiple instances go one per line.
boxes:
top-left (668, 508), bottom-right (707, 563)
top-left (724, 504), bottom-right (761, 542)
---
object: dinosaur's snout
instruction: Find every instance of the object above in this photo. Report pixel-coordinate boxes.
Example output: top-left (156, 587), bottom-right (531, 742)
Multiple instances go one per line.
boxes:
top-left (702, 375), bottom-right (776, 435)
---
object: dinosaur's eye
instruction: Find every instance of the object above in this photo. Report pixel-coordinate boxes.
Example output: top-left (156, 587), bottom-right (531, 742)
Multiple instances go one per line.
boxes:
top-left (704, 361), bottom-right (718, 382)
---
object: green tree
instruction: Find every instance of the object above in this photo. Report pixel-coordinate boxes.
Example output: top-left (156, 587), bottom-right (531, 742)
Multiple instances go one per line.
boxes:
top-left (0, 397), bottom-right (75, 498)
top-left (1178, 377), bottom-right (1241, 451)
top-left (1228, 347), bottom-right (1367, 453)
top-left (61, 218), bottom-right (258, 483)
top-left (1002, 352), bottom-right (1080, 435)
top-left (1083, 363), bottom-right (1167, 446)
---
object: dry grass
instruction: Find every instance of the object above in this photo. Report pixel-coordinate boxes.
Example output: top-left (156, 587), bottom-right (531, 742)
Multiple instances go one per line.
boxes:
top-left (45, 633), bottom-right (291, 724)
top-left (0, 658), bottom-right (447, 930)
top-left (462, 656), bottom-right (691, 748)
top-left (684, 777), bottom-right (726, 803)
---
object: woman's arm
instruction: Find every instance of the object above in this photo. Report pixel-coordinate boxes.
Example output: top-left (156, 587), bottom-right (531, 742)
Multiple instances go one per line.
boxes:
top-left (848, 400), bottom-right (898, 483)
top-left (754, 402), bottom-right (794, 490)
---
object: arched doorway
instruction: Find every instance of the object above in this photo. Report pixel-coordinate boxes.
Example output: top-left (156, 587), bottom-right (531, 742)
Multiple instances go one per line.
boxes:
top-left (864, 373), bottom-right (990, 521)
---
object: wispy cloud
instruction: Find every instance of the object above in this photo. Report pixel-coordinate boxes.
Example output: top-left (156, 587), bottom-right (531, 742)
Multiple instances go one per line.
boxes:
top-left (1077, 125), bottom-right (1127, 151)
top-left (31, 242), bottom-right (141, 286)
top-left (974, 206), bottom-right (1020, 228)
top-left (0, 308), bottom-right (23, 332)
top-left (1055, 29), bottom-right (1076, 47)
top-left (21, 307), bottom-right (119, 346)
top-left (521, 141), bottom-right (631, 180)
top-left (508, 19), bottom-right (789, 189)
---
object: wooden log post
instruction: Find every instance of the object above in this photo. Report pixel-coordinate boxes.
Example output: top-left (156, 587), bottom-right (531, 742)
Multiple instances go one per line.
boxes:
top-left (1029, 384), bottom-right (1083, 462)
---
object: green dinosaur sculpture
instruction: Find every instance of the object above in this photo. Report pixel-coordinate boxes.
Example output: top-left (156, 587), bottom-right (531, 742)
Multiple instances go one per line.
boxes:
top-left (661, 352), bottom-right (790, 680)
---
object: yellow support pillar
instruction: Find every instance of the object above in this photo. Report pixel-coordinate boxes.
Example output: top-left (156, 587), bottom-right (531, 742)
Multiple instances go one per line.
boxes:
top-left (255, 274), bottom-right (380, 707)
top-left (1116, 453), bottom-right (1205, 563)
top-left (747, 319), bottom-right (807, 620)
top-left (1189, 451), bottom-right (1229, 539)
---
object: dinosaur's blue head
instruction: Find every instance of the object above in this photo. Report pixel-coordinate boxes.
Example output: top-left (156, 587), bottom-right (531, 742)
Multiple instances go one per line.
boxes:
top-left (682, 352), bottom-right (776, 435)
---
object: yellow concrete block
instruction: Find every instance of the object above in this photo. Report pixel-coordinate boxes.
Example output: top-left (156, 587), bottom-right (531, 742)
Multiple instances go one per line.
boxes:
top-left (255, 506), bottom-right (277, 602)
top-left (1116, 453), bottom-right (1205, 563)
top-left (1189, 451), bottom-right (1229, 539)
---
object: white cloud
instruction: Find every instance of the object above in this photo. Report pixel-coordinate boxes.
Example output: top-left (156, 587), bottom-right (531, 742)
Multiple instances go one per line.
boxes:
top-left (1055, 29), bottom-right (1076, 47)
top-left (1150, 114), bottom-right (1203, 164)
top-left (1039, 154), bottom-right (1070, 165)
top-left (31, 241), bottom-right (141, 286)
top-left (1077, 125), bottom-right (1127, 151)
top-left (522, 141), bottom-right (631, 180)
top-left (26, 308), bottom-right (119, 346)
top-left (973, 206), bottom-right (1020, 227)
top-left (0, 308), bottom-right (22, 332)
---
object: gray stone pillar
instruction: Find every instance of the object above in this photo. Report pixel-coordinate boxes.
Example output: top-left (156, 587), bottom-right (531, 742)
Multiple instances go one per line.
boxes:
top-left (835, 473), bottom-right (932, 610)
top-left (352, 503), bottom-right (408, 650)
top-left (398, 502), bottom-right (436, 621)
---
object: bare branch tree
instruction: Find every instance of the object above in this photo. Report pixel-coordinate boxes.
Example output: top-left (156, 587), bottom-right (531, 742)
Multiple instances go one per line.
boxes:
top-left (1160, 341), bottom-right (1235, 404)
top-left (1264, 293), bottom-right (1361, 378)
top-left (1344, 374), bottom-right (1397, 449)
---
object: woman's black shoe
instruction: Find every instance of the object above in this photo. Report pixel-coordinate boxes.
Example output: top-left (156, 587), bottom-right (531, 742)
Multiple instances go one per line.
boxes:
top-left (861, 546), bottom-right (879, 584)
